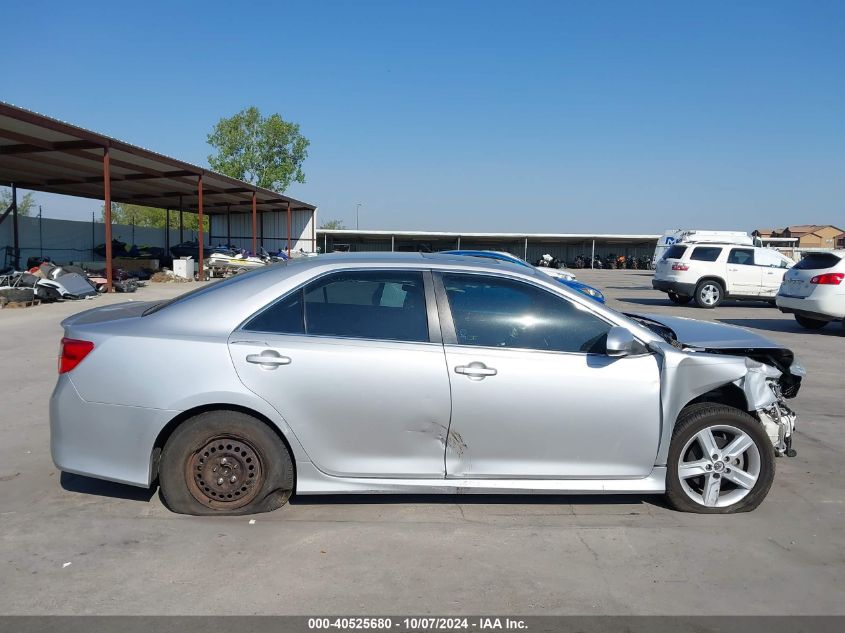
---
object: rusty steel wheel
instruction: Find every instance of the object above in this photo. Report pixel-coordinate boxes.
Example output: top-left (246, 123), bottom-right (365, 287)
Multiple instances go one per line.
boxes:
top-left (185, 435), bottom-right (264, 510)
top-left (160, 410), bottom-right (294, 515)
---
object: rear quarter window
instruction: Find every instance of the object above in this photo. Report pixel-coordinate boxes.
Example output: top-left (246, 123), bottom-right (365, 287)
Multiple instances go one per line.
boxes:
top-left (794, 253), bottom-right (842, 270)
top-left (663, 245), bottom-right (688, 260)
top-left (689, 247), bottom-right (722, 262)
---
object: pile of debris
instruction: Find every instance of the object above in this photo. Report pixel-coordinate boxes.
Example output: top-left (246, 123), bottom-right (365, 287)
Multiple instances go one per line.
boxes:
top-left (0, 258), bottom-right (144, 308)
top-left (150, 269), bottom-right (191, 283)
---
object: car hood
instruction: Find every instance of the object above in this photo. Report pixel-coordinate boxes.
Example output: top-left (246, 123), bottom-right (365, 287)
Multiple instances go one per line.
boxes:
top-left (629, 313), bottom-right (782, 349)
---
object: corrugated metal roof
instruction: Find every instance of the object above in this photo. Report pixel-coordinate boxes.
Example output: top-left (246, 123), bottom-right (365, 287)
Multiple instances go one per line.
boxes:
top-left (317, 229), bottom-right (661, 241)
top-left (0, 101), bottom-right (316, 214)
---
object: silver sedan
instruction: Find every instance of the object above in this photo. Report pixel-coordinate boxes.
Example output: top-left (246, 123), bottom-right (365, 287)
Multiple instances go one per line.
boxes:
top-left (50, 253), bottom-right (804, 515)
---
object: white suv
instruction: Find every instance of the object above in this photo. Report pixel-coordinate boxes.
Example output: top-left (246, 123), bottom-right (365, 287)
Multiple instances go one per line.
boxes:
top-left (776, 250), bottom-right (845, 332)
top-left (653, 243), bottom-right (793, 308)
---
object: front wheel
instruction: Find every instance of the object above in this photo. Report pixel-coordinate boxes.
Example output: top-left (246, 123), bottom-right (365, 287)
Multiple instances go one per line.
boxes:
top-left (668, 292), bottom-right (692, 305)
top-left (795, 314), bottom-right (828, 330)
top-left (665, 404), bottom-right (775, 513)
top-left (159, 410), bottom-right (294, 515)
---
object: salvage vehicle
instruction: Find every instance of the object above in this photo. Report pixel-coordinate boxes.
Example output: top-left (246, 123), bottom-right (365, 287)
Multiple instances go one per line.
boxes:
top-left (51, 253), bottom-right (803, 516)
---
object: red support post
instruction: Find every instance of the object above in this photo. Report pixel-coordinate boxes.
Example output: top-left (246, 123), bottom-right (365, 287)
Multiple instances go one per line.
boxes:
top-left (287, 201), bottom-right (292, 256)
top-left (197, 174), bottom-right (204, 281)
top-left (251, 191), bottom-right (257, 255)
top-left (103, 146), bottom-right (113, 292)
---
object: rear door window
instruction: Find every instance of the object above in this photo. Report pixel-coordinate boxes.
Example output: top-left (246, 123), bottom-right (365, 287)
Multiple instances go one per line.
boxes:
top-left (303, 271), bottom-right (429, 342)
top-left (245, 271), bottom-right (429, 342)
top-left (663, 245), bottom-right (687, 260)
top-left (689, 247), bottom-right (722, 262)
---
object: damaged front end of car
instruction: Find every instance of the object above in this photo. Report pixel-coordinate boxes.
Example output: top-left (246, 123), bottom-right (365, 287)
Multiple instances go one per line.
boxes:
top-left (628, 313), bottom-right (804, 463)
top-left (736, 356), bottom-right (802, 457)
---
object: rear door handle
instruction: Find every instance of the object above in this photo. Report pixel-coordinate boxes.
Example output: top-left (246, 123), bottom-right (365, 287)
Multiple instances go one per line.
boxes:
top-left (246, 350), bottom-right (292, 368)
top-left (455, 362), bottom-right (497, 380)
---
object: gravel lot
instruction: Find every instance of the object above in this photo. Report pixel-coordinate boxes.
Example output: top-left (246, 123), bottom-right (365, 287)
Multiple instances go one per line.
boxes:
top-left (0, 270), bottom-right (842, 615)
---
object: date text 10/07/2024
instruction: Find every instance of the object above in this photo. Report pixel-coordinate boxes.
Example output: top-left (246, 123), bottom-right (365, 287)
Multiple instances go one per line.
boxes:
top-left (307, 617), bottom-right (528, 631)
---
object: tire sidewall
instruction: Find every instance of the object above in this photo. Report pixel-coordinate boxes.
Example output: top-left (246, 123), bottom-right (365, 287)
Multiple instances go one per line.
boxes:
top-left (159, 410), bottom-right (294, 516)
top-left (694, 279), bottom-right (723, 309)
top-left (666, 405), bottom-right (775, 514)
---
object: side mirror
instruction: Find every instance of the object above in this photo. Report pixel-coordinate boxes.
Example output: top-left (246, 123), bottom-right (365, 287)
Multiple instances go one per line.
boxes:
top-left (606, 326), bottom-right (636, 357)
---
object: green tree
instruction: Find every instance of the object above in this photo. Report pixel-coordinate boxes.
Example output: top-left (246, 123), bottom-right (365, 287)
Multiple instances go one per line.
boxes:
top-left (100, 203), bottom-right (207, 233)
top-left (0, 188), bottom-right (36, 216)
top-left (319, 219), bottom-right (346, 230)
top-left (207, 106), bottom-right (309, 192)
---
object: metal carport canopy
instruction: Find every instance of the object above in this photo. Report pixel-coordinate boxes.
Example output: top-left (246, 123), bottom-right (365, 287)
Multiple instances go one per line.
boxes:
top-left (0, 101), bottom-right (316, 288)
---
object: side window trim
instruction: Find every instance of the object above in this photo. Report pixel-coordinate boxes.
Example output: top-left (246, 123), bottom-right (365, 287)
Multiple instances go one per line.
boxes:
top-left (239, 268), bottom-right (442, 345)
top-left (431, 270), bottom-right (615, 354)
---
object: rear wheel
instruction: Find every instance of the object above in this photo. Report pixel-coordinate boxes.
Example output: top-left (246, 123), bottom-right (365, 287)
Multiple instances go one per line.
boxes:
top-left (668, 292), bottom-right (692, 305)
top-left (665, 404), bottom-right (774, 513)
top-left (694, 279), bottom-right (724, 309)
top-left (795, 314), bottom-right (828, 330)
top-left (159, 410), bottom-right (294, 515)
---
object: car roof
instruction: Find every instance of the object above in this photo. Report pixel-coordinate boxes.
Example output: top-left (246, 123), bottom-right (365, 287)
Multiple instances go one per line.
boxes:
top-left (142, 251), bottom-right (551, 334)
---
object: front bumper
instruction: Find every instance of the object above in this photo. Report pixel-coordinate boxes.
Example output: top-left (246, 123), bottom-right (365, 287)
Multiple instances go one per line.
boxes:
top-left (652, 279), bottom-right (696, 296)
top-left (50, 375), bottom-right (177, 487)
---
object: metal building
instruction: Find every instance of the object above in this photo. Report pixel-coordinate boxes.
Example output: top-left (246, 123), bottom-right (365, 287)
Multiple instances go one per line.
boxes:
top-left (317, 229), bottom-right (660, 265)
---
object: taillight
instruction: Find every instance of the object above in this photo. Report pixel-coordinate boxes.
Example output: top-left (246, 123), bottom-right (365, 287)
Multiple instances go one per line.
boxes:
top-left (672, 263), bottom-right (689, 271)
top-left (810, 272), bottom-right (844, 285)
top-left (59, 338), bottom-right (94, 374)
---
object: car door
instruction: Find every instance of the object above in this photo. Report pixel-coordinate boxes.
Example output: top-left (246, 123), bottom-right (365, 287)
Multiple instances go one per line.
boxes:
top-left (726, 248), bottom-right (762, 296)
top-left (754, 248), bottom-right (791, 297)
top-left (435, 272), bottom-right (662, 480)
top-left (229, 269), bottom-right (451, 479)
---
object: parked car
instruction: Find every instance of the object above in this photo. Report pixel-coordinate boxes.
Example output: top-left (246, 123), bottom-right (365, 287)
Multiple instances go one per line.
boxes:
top-left (776, 250), bottom-right (845, 331)
top-left (443, 250), bottom-right (606, 303)
top-left (52, 253), bottom-right (803, 516)
top-left (653, 243), bottom-right (793, 308)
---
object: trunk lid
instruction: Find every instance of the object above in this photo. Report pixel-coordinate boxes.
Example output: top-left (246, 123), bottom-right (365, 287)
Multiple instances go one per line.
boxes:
top-left (61, 301), bottom-right (159, 328)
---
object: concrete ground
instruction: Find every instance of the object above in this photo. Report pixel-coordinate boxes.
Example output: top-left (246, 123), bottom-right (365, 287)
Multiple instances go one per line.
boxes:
top-left (0, 271), bottom-right (842, 615)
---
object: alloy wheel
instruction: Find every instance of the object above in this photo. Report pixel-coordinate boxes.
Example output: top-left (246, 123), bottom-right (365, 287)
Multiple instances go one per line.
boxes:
top-left (698, 283), bottom-right (721, 307)
top-left (677, 425), bottom-right (761, 508)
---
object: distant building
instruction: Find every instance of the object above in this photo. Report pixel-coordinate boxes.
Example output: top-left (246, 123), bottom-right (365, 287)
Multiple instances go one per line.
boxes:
top-left (753, 225), bottom-right (844, 250)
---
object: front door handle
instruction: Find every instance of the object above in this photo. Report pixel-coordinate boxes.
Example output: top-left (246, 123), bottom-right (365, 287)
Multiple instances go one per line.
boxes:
top-left (455, 362), bottom-right (497, 380)
top-left (246, 350), bottom-right (292, 368)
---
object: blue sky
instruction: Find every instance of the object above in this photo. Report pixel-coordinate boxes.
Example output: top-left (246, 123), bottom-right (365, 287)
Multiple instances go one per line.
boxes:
top-left (3, 0), bottom-right (844, 233)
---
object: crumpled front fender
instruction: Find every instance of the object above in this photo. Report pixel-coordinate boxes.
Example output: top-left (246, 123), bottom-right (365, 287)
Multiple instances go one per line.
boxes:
top-left (652, 342), bottom-right (783, 465)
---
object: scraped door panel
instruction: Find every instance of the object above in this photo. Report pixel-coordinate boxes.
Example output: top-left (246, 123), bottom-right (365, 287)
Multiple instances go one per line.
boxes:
top-left (444, 347), bottom-right (662, 479)
top-left (230, 335), bottom-right (451, 478)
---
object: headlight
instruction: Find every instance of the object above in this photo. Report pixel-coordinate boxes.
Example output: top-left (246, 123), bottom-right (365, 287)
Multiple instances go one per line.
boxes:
top-left (579, 287), bottom-right (604, 299)
top-left (789, 357), bottom-right (807, 377)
